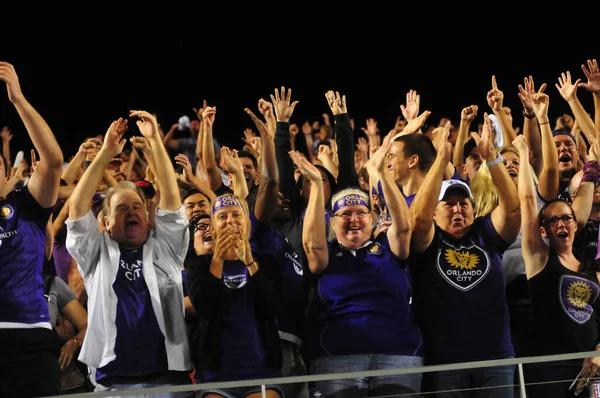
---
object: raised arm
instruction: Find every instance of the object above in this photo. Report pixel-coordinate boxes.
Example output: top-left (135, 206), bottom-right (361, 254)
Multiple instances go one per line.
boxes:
top-left (513, 135), bottom-right (548, 278)
top-left (1, 126), bottom-right (13, 171)
top-left (200, 106), bottom-right (223, 192)
top-left (294, 151), bottom-right (329, 274)
top-left (410, 122), bottom-right (452, 254)
top-left (130, 110), bottom-right (180, 211)
top-left (453, 105), bottom-right (478, 180)
top-left (477, 114), bottom-right (521, 243)
top-left (487, 75), bottom-right (517, 147)
top-left (578, 59), bottom-right (600, 138)
top-left (532, 90), bottom-right (559, 201)
top-left (220, 147), bottom-right (248, 199)
top-left (0, 62), bottom-right (64, 207)
top-left (556, 71), bottom-right (598, 143)
top-left (371, 132), bottom-right (411, 259)
top-left (248, 88), bottom-right (296, 222)
top-left (326, 90), bottom-right (358, 190)
top-left (518, 76), bottom-right (545, 176)
top-left (69, 118), bottom-right (128, 220)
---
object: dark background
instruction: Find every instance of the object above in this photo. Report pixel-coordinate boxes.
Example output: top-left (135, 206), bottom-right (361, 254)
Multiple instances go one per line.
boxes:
top-left (1, 36), bottom-right (598, 164)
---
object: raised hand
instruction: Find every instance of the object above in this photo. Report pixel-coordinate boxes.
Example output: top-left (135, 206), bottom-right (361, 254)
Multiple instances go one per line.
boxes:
top-left (129, 110), bottom-right (158, 140)
top-left (325, 90), bottom-right (347, 115)
top-left (220, 146), bottom-right (243, 175)
top-left (130, 136), bottom-right (151, 154)
top-left (356, 136), bottom-right (369, 154)
top-left (512, 134), bottom-right (529, 156)
top-left (175, 153), bottom-right (194, 176)
top-left (270, 86), bottom-right (299, 125)
top-left (555, 71), bottom-right (581, 102)
top-left (202, 106), bottom-right (217, 129)
top-left (531, 91), bottom-right (550, 120)
top-left (471, 113), bottom-right (497, 162)
top-left (518, 76), bottom-right (547, 115)
top-left (401, 110), bottom-right (431, 136)
top-left (0, 62), bottom-right (25, 104)
top-left (486, 75), bottom-right (505, 113)
top-left (101, 117), bottom-right (129, 158)
top-left (400, 89), bottom-right (420, 121)
top-left (579, 59), bottom-right (600, 94)
top-left (290, 150), bottom-right (321, 182)
top-left (370, 131), bottom-right (395, 173)
top-left (193, 99), bottom-right (209, 121)
top-left (302, 121), bottom-right (312, 136)
top-left (1, 126), bottom-right (12, 142)
top-left (289, 123), bottom-right (300, 139)
top-left (361, 118), bottom-right (379, 138)
top-left (461, 105), bottom-right (479, 123)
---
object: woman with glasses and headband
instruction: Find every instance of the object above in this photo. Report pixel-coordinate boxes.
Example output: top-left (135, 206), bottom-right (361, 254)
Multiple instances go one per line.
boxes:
top-left (297, 131), bottom-right (423, 398)
top-left (516, 134), bottom-right (600, 397)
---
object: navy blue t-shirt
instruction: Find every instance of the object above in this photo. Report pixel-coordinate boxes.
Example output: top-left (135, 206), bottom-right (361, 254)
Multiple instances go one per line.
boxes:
top-left (250, 212), bottom-right (305, 345)
top-left (308, 233), bottom-right (423, 360)
top-left (408, 215), bottom-right (514, 364)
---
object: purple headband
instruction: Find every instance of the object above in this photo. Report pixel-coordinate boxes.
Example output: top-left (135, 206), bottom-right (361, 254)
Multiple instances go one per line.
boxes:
top-left (212, 195), bottom-right (242, 214)
top-left (333, 193), bottom-right (369, 213)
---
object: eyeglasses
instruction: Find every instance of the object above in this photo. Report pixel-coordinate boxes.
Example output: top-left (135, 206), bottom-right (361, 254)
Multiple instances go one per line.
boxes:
top-left (333, 210), bottom-right (371, 220)
top-left (543, 214), bottom-right (575, 227)
top-left (194, 223), bottom-right (210, 232)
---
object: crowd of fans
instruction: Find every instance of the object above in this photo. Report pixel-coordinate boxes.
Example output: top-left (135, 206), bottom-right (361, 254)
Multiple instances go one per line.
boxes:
top-left (2, 58), bottom-right (600, 398)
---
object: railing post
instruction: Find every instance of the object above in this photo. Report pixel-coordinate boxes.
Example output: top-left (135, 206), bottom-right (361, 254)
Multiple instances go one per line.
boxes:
top-left (518, 363), bottom-right (527, 397)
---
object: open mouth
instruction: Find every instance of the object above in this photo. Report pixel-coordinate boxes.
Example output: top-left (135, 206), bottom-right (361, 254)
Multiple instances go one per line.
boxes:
top-left (204, 232), bottom-right (212, 242)
top-left (125, 219), bottom-right (139, 227)
top-left (348, 226), bottom-right (361, 231)
top-left (559, 154), bottom-right (571, 163)
top-left (508, 170), bottom-right (518, 177)
top-left (557, 230), bottom-right (568, 238)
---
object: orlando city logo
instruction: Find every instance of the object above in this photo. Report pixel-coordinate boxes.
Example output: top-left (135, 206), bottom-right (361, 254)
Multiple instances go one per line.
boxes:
top-left (559, 275), bottom-right (599, 324)
top-left (436, 242), bottom-right (490, 291)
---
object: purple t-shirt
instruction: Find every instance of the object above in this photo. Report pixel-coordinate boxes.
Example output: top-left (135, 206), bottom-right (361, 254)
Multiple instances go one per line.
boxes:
top-left (96, 248), bottom-right (168, 381)
top-left (0, 186), bottom-right (52, 325)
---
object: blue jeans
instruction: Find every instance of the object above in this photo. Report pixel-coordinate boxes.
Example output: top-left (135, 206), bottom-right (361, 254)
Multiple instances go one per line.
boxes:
top-left (281, 340), bottom-right (309, 398)
top-left (310, 353), bottom-right (423, 398)
top-left (424, 364), bottom-right (516, 397)
top-left (95, 372), bottom-right (194, 397)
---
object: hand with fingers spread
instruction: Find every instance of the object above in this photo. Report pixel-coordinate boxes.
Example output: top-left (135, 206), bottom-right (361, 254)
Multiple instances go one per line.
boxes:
top-left (1, 126), bottom-right (13, 142)
top-left (99, 117), bottom-right (129, 158)
top-left (400, 89), bottom-right (420, 121)
top-left (579, 59), bottom-right (600, 94)
top-left (556, 71), bottom-right (581, 102)
top-left (241, 128), bottom-right (257, 150)
top-left (270, 86), bottom-right (299, 124)
top-left (518, 76), bottom-right (547, 116)
top-left (325, 90), bottom-right (347, 115)
top-left (361, 118), bottom-right (379, 138)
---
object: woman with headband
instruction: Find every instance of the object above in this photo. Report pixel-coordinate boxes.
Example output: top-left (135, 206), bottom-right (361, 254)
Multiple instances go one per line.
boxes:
top-left (186, 194), bottom-right (284, 398)
top-left (296, 131), bottom-right (423, 398)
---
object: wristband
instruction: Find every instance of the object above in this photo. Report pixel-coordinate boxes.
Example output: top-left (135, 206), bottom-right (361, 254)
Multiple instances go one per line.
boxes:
top-left (539, 121), bottom-right (550, 126)
top-left (522, 109), bottom-right (536, 119)
top-left (72, 337), bottom-right (82, 348)
top-left (486, 153), bottom-right (504, 168)
top-left (245, 260), bottom-right (256, 267)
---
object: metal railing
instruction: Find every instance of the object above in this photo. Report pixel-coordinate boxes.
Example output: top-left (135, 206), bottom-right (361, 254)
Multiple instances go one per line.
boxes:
top-left (54, 350), bottom-right (600, 397)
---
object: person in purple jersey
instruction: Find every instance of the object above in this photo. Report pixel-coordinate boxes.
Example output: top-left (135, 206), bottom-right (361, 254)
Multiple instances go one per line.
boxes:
top-left (408, 116), bottom-right (521, 397)
top-left (66, 111), bottom-right (192, 397)
top-left (516, 134), bottom-right (600, 398)
top-left (0, 62), bottom-right (64, 397)
top-left (298, 130), bottom-right (423, 398)
top-left (185, 193), bottom-right (284, 398)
